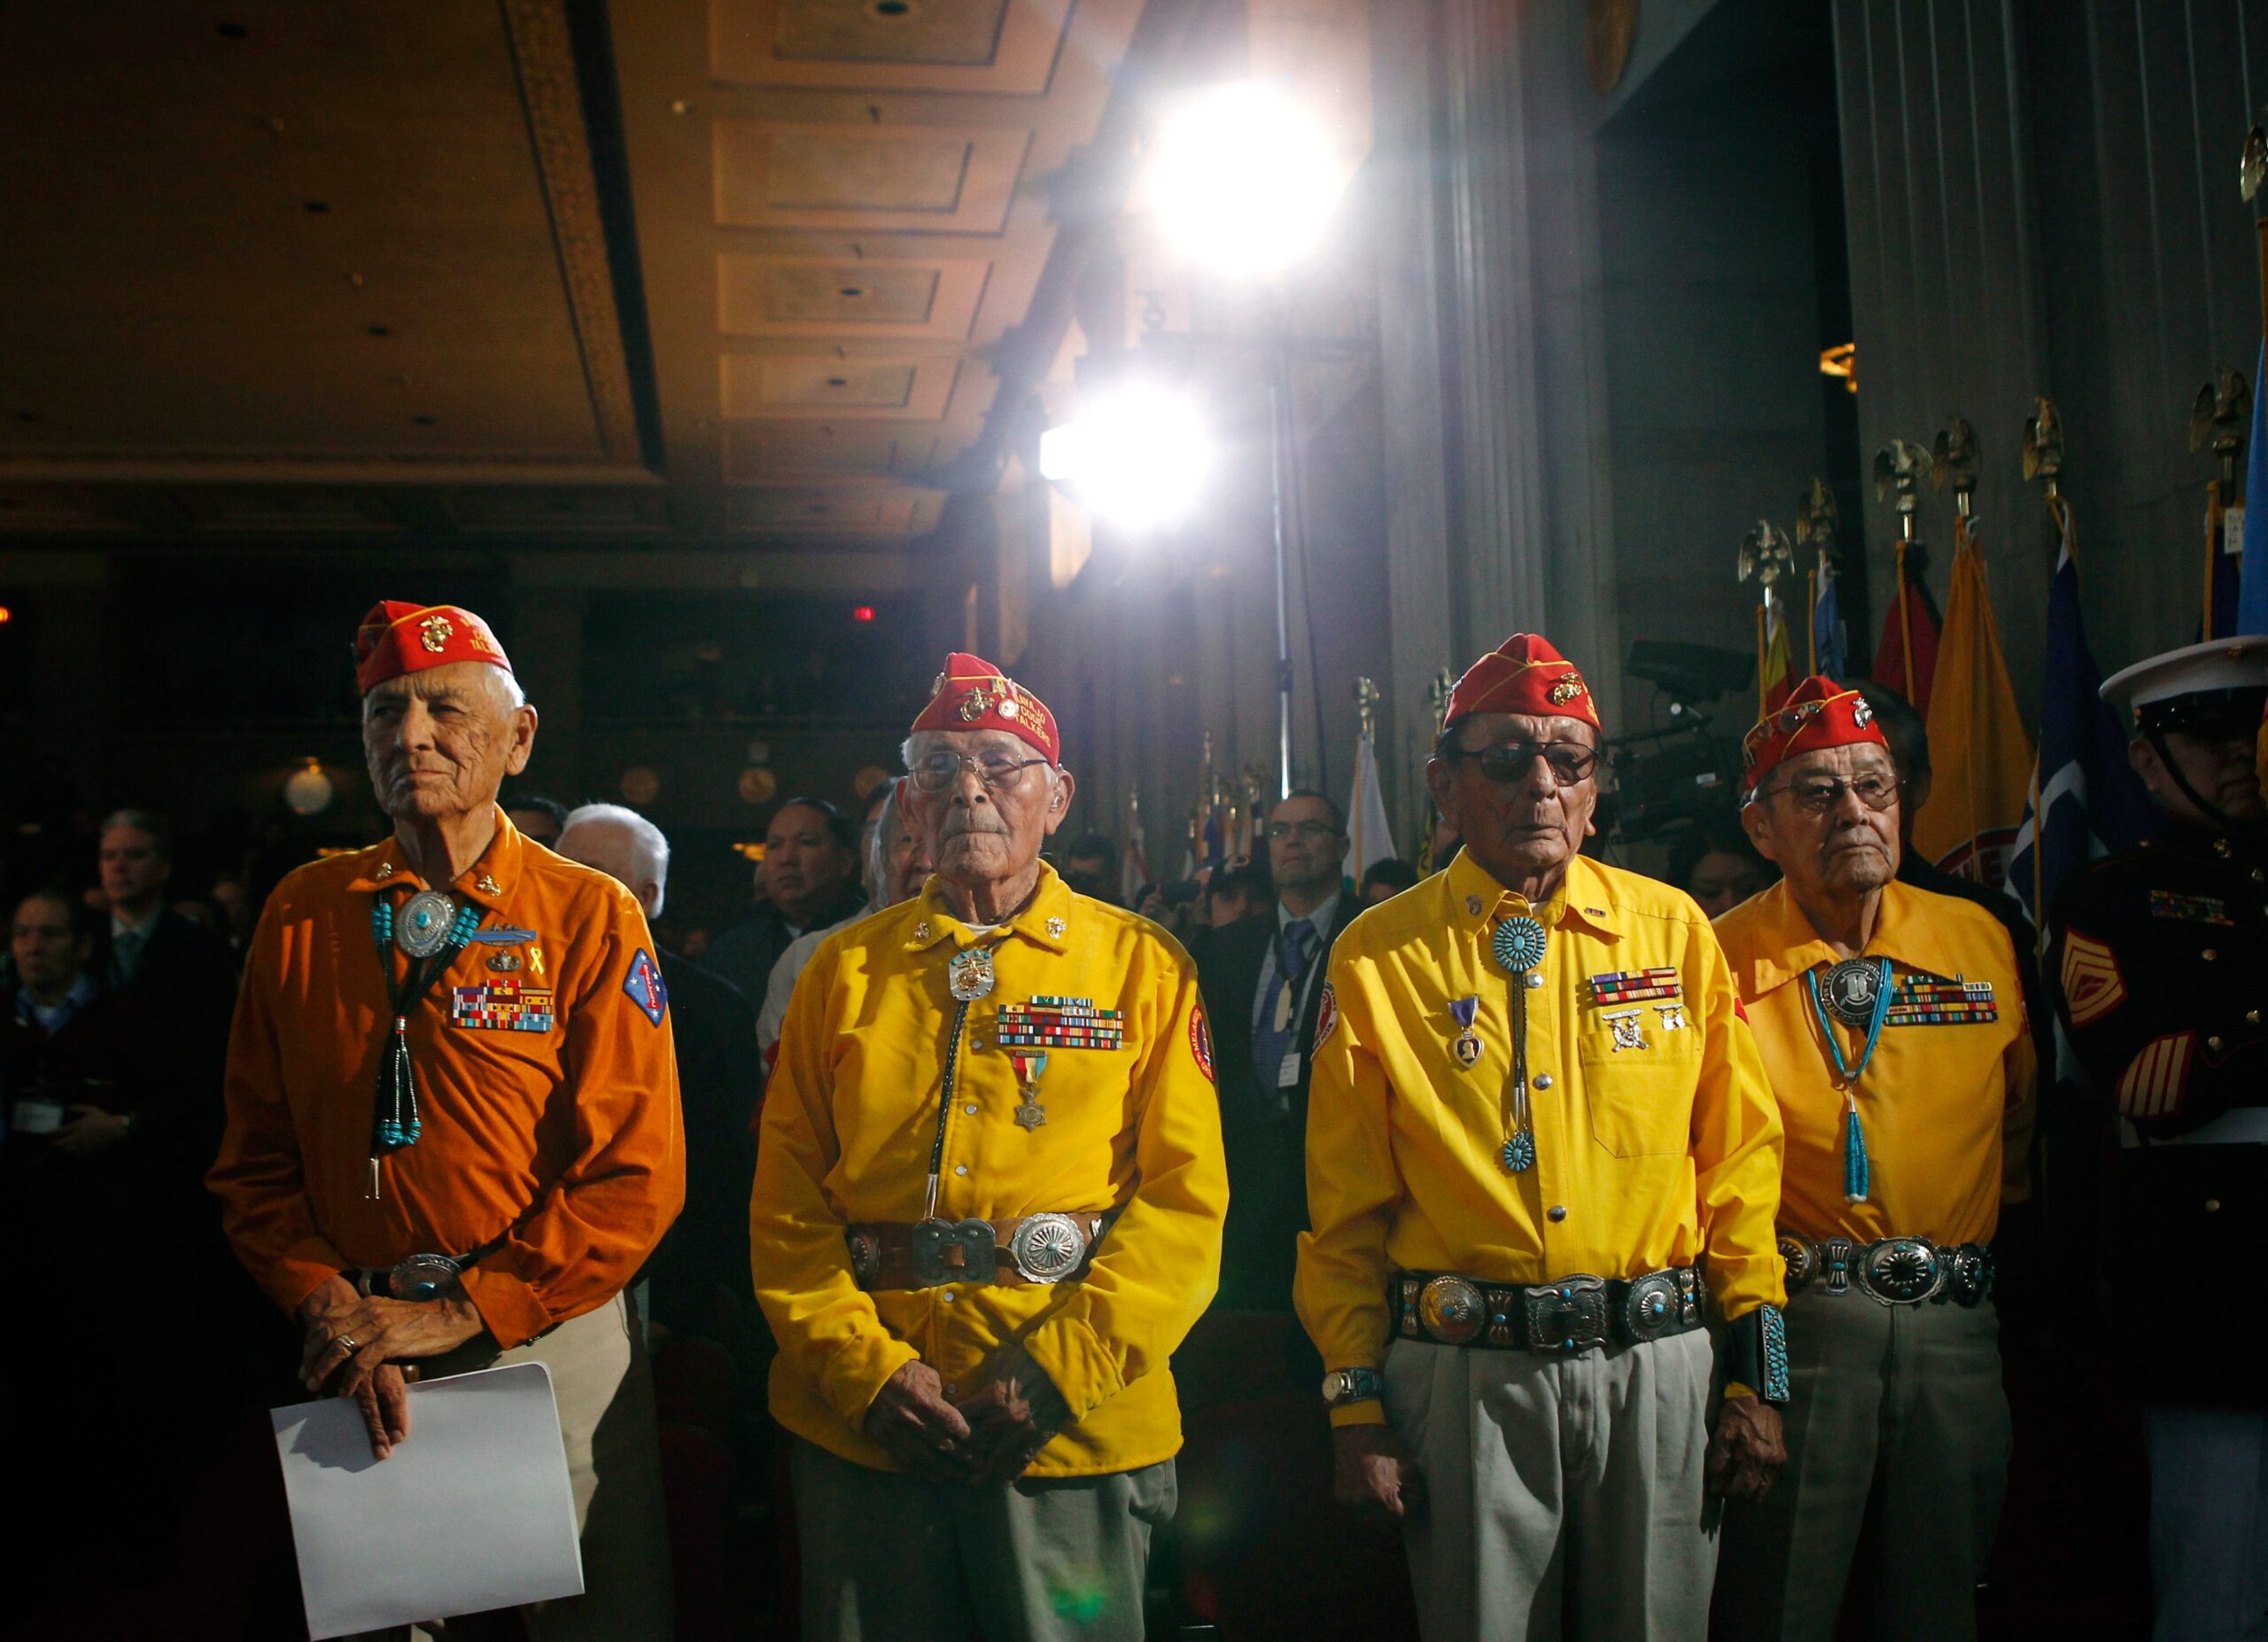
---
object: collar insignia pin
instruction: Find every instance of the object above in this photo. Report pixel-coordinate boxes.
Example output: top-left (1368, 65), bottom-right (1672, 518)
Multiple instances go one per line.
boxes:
top-left (1047, 916), bottom-right (1068, 938)
top-left (476, 874), bottom-right (501, 896)
top-left (374, 862), bottom-right (394, 880)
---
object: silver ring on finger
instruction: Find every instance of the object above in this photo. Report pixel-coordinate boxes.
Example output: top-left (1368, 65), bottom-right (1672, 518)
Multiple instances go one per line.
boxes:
top-left (336, 1335), bottom-right (361, 1355)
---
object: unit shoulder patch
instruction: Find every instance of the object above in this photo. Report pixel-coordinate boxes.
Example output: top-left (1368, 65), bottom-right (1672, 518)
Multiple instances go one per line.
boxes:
top-left (1314, 981), bottom-right (1339, 1048)
top-left (2059, 930), bottom-right (2126, 1028)
top-left (1189, 1003), bottom-right (1216, 1083)
top-left (623, 948), bottom-right (669, 1026)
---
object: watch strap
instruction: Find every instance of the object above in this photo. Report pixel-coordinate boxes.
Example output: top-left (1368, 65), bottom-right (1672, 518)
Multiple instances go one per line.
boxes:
top-left (1725, 1304), bottom-right (1790, 1405)
top-left (1323, 1365), bottom-right (1385, 1407)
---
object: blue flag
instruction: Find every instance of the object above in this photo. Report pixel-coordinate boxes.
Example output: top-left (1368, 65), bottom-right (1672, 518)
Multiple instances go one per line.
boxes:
top-left (1812, 572), bottom-right (1848, 681)
top-left (2006, 510), bottom-right (2154, 929)
top-left (2241, 339), bottom-right (2268, 635)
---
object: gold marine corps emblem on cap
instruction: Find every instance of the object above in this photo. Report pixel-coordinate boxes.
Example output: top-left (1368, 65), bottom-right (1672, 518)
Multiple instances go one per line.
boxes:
top-left (418, 613), bottom-right (454, 653)
top-left (1547, 672), bottom-right (1588, 704)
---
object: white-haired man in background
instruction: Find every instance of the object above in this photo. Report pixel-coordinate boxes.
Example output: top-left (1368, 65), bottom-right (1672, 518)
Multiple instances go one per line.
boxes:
top-left (558, 802), bottom-right (761, 1337)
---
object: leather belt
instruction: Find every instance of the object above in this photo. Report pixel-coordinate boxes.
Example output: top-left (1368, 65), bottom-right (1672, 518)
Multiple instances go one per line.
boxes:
top-left (847, 1213), bottom-right (1109, 1291)
top-left (1777, 1232), bottom-right (1993, 1307)
top-left (1390, 1265), bottom-right (1705, 1352)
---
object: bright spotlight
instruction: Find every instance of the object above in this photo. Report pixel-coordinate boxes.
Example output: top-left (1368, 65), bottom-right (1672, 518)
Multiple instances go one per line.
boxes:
top-left (1039, 385), bottom-right (1212, 532)
top-left (1146, 81), bottom-right (1348, 279)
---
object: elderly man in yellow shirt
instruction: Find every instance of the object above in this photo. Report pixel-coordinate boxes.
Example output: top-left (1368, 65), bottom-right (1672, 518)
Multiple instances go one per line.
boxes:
top-left (751, 652), bottom-right (1228, 1642)
top-left (1711, 676), bottom-right (2033, 1642)
top-left (1297, 632), bottom-right (1789, 1642)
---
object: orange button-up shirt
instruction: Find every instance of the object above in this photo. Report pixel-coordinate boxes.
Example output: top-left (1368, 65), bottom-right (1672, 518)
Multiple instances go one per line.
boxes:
top-left (1713, 878), bottom-right (2034, 1248)
top-left (209, 812), bottom-right (684, 1349)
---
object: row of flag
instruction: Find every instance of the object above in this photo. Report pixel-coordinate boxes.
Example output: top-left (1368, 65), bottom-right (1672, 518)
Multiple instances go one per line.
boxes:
top-left (1115, 702), bottom-right (1402, 906)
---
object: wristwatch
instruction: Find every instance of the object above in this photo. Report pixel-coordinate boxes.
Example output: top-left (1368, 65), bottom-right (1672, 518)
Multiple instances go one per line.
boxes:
top-left (1320, 1366), bottom-right (1384, 1408)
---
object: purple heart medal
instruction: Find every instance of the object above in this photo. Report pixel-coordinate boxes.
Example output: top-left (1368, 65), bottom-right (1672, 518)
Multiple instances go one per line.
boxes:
top-left (1449, 996), bottom-right (1482, 1069)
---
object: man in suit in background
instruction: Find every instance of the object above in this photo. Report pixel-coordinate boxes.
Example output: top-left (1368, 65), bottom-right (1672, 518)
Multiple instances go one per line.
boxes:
top-left (1198, 790), bottom-right (1360, 1310)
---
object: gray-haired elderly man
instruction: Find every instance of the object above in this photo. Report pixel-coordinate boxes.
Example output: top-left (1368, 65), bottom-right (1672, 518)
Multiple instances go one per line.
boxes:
top-left (557, 802), bottom-right (763, 1339)
top-left (752, 651), bottom-right (1228, 1642)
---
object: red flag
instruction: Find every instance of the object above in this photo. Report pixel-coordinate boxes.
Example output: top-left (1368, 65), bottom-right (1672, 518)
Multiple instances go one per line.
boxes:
top-left (1872, 543), bottom-right (1942, 713)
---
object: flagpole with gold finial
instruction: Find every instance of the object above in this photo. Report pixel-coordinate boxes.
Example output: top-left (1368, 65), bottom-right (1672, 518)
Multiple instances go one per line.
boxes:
top-left (1932, 415), bottom-right (1984, 881)
top-left (2190, 370), bottom-right (2251, 637)
top-left (1873, 438), bottom-right (1931, 701)
top-left (1738, 520), bottom-right (1794, 717)
top-left (2022, 395), bottom-right (2070, 927)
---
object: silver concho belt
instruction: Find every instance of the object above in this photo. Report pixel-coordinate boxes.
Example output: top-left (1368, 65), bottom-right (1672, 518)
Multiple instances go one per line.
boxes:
top-left (1777, 1232), bottom-right (1993, 1307)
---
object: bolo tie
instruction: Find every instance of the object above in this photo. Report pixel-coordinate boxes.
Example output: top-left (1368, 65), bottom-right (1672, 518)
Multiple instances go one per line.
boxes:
top-left (366, 888), bottom-right (482, 1198)
top-left (1490, 914), bottom-right (1549, 1172)
top-left (1802, 956), bottom-right (1893, 1202)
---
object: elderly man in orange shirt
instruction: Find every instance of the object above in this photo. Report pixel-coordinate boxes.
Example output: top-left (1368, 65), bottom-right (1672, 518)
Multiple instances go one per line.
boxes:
top-left (210, 601), bottom-right (684, 1639)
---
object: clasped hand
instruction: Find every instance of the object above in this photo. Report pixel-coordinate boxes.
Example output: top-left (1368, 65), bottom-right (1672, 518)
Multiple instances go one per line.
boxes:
top-left (296, 1273), bottom-right (488, 1461)
top-left (864, 1348), bottom-right (1072, 1485)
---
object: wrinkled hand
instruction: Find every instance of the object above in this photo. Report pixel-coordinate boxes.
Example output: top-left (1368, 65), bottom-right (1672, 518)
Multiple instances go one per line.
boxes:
top-left (350, 1363), bottom-right (414, 1460)
top-left (52, 1104), bottom-right (132, 1156)
top-left (297, 1274), bottom-right (486, 1410)
top-left (864, 1360), bottom-right (972, 1482)
top-left (955, 1347), bottom-right (1073, 1484)
top-left (1706, 1395), bottom-right (1786, 1503)
top-left (1332, 1422), bottom-right (1425, 1522)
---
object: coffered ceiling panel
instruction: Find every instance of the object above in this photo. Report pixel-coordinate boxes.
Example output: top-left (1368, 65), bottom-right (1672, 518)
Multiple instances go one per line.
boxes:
top-left (718, 253), bottom-right (993, 339)
top-left (721, 424), bottom-right (944, 484)
top-left (711, 0), bottom-right (1070, 94)
top-left (712, 120), bottom-right (1030, 231)
top-left (720, 355), bottom-right (960, 420)
top-left (442, 486), bottom-right (672, 534)
top-left (173, 486), bottom-right (408, 533)
top-left (727, 486), bottom-right (937, 536)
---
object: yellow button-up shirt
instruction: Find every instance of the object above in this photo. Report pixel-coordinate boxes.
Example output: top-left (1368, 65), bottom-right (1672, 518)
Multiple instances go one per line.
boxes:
top-left (751, 865), bottom-right (1228, 1477)
top-left (1296, 850), bottom-right (1785, 1425)
top-left (1713, 878), bottom-right (2034, 1247)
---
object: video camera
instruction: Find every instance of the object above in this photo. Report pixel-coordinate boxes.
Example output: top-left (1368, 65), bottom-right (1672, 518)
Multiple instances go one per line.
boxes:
top-left (1599, 642), bottom-right (1753, 844)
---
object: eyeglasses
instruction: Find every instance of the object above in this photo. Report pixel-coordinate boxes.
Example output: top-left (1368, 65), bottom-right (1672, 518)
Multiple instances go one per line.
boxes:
top-left (908, 751), bottom-right (1051, 794)
top-left (1451, 740), bottom-right (1601, 785)
top-left (1265, 820), bottom-right (1340, 842)
top-left (1759, 772), bottom-right (1899, 814)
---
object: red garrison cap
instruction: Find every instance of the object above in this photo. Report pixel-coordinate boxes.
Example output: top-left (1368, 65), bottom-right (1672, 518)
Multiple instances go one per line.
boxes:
top-left (911, 651), bottom-right (1061, 763)
top-left (1740, 675), bottom-right (1886, 790)
top-left (353, 602), bottom-right (514, 696)
top-left (1442, 633), bottom-right (1601, 734)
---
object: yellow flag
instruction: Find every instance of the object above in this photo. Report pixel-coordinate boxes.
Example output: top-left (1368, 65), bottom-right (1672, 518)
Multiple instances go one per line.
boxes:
top-left (1911, 524), bottom-right (2034, 886)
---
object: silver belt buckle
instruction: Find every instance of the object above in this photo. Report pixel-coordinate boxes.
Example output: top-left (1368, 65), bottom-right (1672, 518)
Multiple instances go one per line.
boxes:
top-left (1778, 1233), bottom-right (1817, 1294)
top-left (1007, 1213), bottom-right (1090, 1284)
top-left (1856, 1236), bottom-right (1944, 1305)
top-left (1623, 1269), bottom-right (1696, 1342)
top-left (384, 1252), bottom-right (466, 1301)
top-left (910, 1218), bottom-right (997, 1287)
top-left (1523, 1276), bottom-right (1609, 1351)
top-left (1417, 1275), bottom-right (1488, 1344)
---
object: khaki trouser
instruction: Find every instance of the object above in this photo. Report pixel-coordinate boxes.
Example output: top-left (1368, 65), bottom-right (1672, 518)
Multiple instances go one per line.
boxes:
top-left (1385, 1329), bottom-right (1719, 1642)
top-left (1713, 1292), bottom-right (2009, 1642)
top-left (346, 1290), bottom-right (674, 1640)
top-left (791, 1440), bottom-right (1177, 1642)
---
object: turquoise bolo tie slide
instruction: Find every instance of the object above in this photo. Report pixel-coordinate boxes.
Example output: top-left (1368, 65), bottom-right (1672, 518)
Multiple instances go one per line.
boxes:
top-left (1492, 914), bottom-right (1546, 1173)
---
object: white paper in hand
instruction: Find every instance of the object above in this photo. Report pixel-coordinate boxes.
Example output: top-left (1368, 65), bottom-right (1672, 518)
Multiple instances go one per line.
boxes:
top-left (271, 1361), bottom-right (585, 1639)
